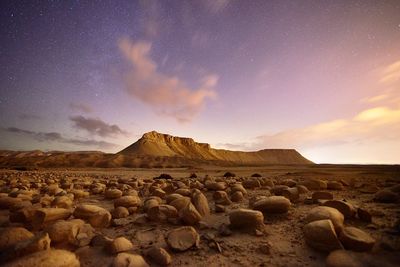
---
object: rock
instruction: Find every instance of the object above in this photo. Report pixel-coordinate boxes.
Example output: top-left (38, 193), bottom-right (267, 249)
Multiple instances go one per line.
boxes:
top-left (166, 226), bottom-right (199, 252)
top-left (0, 227), bottom-right (34, 250)
top-left (374, 190), bottom-right (398, 203)
top-left (305, 206), bottom-right (344, 234)
top-left (166, 194), bottom-right (184, 204)
top-left (147, 205), bottom-right (178, 222)
top-left (339, 226), bottom-right (375, 251)
top-left (323, 200), bottom-right (356, 219)
top-left (327, 181), bottom-right (344, 190)
top-left (113, 253), bottom-right (149, 267)
top-left (75, 245), bottom-right (114, 267)
top-left (296, 185), bottom-right (309, 194)
top-left (2, 249), bottom-right (80, 267)
top-left (281, 187), bottom-right (299, 203)
top-left (253, 196), bottom-right (291, 214)
top-left (112, 207), bottom-right (129, 219)
top-left (191, 192), bottom-right (210, 217)
top-left (152, 188), bottom-right (166, 199)
top-left (230, 191), bottom-right (244, 202)
top-left (114, 196), bottom-right (141, 208)
top-left (169, 197), bottom-right (191, 211)
top-left (215, 204), bottom-right (225, 213)
top-left (91, 234), bottom-right (113, 247)
top-left (107, 237), bottom-right (134, 254)
top-left (299, 179), bottom-right (327, 190)
top-left (178, 203), bottom-right (202, 225)
top-left (281, 179), bottom-right (297, 187)
top-left (230, 184), bottom-right (247, 195)
top-left (73, 204), bottom-right (112, 228)
top-left (271, 185), bottom-right (289, 195)
top-left (312, 191), bottom-right (333, 202)
top-left (105, 189), bottom-right (123, 199)
top-left (357, 208), bottom-right (372, 223)
top-left (213, 191), bottom-right (231, 205)
top-left (45, 219), bottom-right (84, 243)
top-left (143, 197), bottom-right (162, 212)
top-left (0, 232), bottom-right (51, 262)
top-left (229, 209), bottom-right (265, 233)
top-left (205, 181), bottom-right (227, 191)
top-left (51, 196), bottom-right (73, 209)
top-left (32, 208), bottom-right (72, 230)
top-left (0, 197), bottom-right (23, 210)
top-left (146, 246), bottom-right (172, 266)
top-left (304, 219), bottom-right (343, 252)
top-left (242, 179), bottom-right (261, 189)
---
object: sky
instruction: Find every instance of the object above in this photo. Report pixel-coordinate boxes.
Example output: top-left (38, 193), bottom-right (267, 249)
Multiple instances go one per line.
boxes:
top-left (1, 0), bottom-right (400, 164)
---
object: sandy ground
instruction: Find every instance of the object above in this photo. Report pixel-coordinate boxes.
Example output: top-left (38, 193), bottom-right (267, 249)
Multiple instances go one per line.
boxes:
top-left (0, 164), bottom-right (399, 266)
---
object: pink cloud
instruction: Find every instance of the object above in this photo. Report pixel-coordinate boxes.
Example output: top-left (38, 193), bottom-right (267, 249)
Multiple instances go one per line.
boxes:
top-left (119, 38), bottom-right (218, 123)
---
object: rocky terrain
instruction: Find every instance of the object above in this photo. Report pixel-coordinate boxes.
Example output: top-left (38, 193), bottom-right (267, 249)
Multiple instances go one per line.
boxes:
top-left (0, 131), bottom-right (312, 168)
top-left (0, 164), bottom-right (399, 266)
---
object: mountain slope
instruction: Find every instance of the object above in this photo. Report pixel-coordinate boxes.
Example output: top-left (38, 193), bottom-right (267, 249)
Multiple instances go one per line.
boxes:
top-left (118, 131), bottom-right (313, 165)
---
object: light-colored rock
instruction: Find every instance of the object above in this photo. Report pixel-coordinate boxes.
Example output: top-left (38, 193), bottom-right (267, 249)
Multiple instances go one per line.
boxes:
top-left (114, 196), bottom-right (141, 208)
top-left (2, 249), bottom-right (80, 267)
top-left (323, 200), bottom-right (356, 219)
top-left (304, 219), bottom-right (343, 252)
top-left (113, 253), bottom-right (149, 267)
top-left (281, 187), bottom-right (299, 203)
top-left (192, 192), bottom-right (210, 217)
top-left (105, 189), bottom-right (123, 199)
top-left (166, 226), bottom-right (199, 252)
top-left (112, 207), bottom-right (129, 219)
top-left (339, 226), bottom-right (375, 251)
top-left (178, 203), bottom-right (202, 225)
top-left (147, 205), bottom-right (178, 222)
top-left (52, 196), bottom-right (73, 209)
top-left (32, 208), bottom-right (72, 229)
top-left (213, 191), bottom-right (231, 205)
top-left (253, 196), bottom-right (291, 214)
top-left (229, 209), bottom-right (264, 233)
top-left (305, 206), bottom-right (344, 234)
top-left (0, 227), bottom-right (34, 250)
top-left (230, 191), bottom-right (244, 202)
top-left (73, 204), bottom-right (111, 228)
top-left (146, 246), bottom-right (172, 266)
top-left (107, 237), bottom-right (134, 254)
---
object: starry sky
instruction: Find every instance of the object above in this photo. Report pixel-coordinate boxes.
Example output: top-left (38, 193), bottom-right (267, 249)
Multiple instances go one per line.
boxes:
top-left (1, 0), bottom-right (400, 164)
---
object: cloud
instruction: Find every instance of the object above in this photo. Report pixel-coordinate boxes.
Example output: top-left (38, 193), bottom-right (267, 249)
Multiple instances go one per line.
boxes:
top-left (380, 60), bottom-right (400, 84)
top-left (139, 0), bottom-right (162, 37)
top-left (69, 103), bottom-right (93, 113)
top-left (69, 116), bottom-right (128, 137)
top-left (203, 0), bottom-right (230, 13)
top-left (4, 127), bottom-right (116, 149)
top-left (118, 38), bottom-right (218, 122)
top-left (18, 113), bottom-right (41, 120)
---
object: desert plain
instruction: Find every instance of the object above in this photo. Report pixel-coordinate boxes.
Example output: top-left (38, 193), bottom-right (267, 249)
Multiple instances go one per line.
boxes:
top-left (0, 163), bottom-right (399, 267)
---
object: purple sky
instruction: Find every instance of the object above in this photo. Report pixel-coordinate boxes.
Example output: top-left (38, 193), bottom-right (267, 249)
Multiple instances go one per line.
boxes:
top-left (1, 0), bottom-right (400, 164)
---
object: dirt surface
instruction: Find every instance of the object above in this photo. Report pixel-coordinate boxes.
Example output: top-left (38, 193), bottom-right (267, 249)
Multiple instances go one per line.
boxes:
top-left (0, 164), bottom-right (399, 266)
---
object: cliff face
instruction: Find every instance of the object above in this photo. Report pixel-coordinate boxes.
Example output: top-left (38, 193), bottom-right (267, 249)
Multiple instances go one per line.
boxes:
top-left (118, 131), bottom-right (313, 165)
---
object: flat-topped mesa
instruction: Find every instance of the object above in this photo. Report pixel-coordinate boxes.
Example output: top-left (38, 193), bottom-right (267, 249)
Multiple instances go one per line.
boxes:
top-left (118, 131), bottom-right (313, 165)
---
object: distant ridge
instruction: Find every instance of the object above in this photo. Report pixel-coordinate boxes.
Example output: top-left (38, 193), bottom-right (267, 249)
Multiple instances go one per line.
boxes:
top-left (0, 131), bottom-right (313, 168)
top-left (118, 131), bottom-right (313, 165)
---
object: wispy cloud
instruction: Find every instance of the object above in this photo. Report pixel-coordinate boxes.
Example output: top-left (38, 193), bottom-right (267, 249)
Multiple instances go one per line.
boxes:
top-left (118, 38), bottom-right (218, 123)
top-left (203, 0), bottom-right (230, 13)
top-left (18, 113), bottom-right (41, 120)
top-left (69, 103), bottom-right (93, 113)
top-left (69, 115), bottom-right (128, 137)
top-left (4, 127), bottom-right (116, 149)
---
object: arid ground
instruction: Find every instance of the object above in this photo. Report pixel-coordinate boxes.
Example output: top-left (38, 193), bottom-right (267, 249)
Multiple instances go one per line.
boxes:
top-left (0, 164), bottom-right (399, 266)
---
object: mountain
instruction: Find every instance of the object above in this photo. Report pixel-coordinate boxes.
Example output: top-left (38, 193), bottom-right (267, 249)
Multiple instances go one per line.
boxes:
top-left (118, 131), bottom-right (313, 165)
top-left (0, 131), bottom-right (313, 168)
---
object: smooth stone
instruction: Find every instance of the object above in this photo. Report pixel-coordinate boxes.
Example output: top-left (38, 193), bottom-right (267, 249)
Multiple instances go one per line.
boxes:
top-left (339, 226), bottom-right (375, 251)
top-left (252, 196), bottom-right (291, 214)
top-left (229, 209), bottom-right (264, 233)
top-left (166, 226), bottom-right (199, 252)
top-left (305, 206), bottom-right (344, 234)
top-left (304, 219), bottom-right (343, 252)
